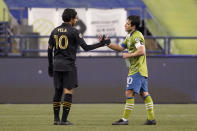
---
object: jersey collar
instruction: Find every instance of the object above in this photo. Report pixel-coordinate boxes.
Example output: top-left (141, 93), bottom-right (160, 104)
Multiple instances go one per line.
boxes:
top-left (129, 30), bottom-right (137, 37)
top-left (61, 23), bottom-right (72, 27)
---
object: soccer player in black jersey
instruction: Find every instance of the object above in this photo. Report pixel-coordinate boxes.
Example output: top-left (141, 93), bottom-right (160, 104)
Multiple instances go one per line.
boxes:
top-left (48, 8), bottom-right (110, 125)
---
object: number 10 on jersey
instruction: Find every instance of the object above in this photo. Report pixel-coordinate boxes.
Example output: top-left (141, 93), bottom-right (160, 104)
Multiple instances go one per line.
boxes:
top-left (54, 35), bottom-right (68, 49)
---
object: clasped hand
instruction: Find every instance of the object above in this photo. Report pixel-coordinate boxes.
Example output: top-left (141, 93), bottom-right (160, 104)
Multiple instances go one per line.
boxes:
top-left (98, 35), bottom-right (111, 46)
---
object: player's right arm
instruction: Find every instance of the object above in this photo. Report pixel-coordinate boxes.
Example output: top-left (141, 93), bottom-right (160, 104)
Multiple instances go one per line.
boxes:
top-left (47, 32), bottom-right (54, 77)
top-left (107, 36), bottom-right (127, 51)
top-left (107, 43), bottom-right (125, 52)
top-left (48, 33), bottom-right (54, 66)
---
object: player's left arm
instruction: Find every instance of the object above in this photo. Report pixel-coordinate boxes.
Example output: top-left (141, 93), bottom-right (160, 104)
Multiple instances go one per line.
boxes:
top-left (78, 33), bottom-right (110, 51)
top-left (122, 42), bottom-right (145, 59)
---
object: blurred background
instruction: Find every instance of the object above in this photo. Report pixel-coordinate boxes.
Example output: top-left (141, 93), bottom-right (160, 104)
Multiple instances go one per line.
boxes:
top-left (0, 0), bottom-right (197, 104)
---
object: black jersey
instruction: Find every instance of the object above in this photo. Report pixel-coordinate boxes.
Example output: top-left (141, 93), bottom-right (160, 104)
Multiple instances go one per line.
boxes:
top-left (48, 23), bottom-right (85, 71)
top-left (48, 23), bottom-right (106, 71)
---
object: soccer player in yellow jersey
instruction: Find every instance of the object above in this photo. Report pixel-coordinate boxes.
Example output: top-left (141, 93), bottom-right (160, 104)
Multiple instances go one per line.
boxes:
top-left (107, 15), bottom-right (156, 125)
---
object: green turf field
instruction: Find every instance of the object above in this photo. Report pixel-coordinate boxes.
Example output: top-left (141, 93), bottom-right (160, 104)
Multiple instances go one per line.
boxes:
top-left (0, 104), bottom-right (197, 131)
top-left (143, 0), bottom-right (197, 55)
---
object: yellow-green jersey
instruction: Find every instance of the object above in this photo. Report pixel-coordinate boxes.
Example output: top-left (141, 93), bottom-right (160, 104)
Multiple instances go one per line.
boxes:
top-left (120, 30), bottom-right (148, 77)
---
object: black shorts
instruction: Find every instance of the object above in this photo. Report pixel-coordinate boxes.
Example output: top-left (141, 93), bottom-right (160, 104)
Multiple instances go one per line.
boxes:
top-left (53, 69), bottom-right (78, 90)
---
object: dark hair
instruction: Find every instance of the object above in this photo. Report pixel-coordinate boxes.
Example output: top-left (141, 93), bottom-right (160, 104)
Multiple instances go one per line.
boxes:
top-left (62, 8), bottom-right (77, 22)
top-left (127, 15), bottom-right (140, 29)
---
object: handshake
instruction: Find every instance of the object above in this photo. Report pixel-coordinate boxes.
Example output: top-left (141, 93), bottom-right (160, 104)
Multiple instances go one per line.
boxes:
top-left (99, 35), bottom-right (111, 46)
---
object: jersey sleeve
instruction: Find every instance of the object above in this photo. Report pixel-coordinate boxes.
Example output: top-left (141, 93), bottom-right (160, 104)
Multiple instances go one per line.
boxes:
top-left (48, 32), bottom-right (54, 48)
top-left (133, 34), bottom-right (144, 48)
top-left (48, 32), bottom-right (54, 66)
top-left (120, 37), bottom-right (127, 48)
top-left (75, 30), bottom-right (86, 45)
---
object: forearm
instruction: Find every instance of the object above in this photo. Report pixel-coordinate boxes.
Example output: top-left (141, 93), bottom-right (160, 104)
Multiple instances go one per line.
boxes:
top-left (108, 43), bottom-right (124, 51)
top-left (81, 42), bottom-right (103, 51)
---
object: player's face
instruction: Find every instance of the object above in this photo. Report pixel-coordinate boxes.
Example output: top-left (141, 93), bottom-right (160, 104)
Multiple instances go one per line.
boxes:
top-left (125, 19), bottom-right (133, 33)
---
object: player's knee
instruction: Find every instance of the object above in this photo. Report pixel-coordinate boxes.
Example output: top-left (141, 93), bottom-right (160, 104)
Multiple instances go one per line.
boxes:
top-left (64, 88), bottom-right (73, 94)
top-left (140, 91), bottom-right (149, 97)
top-left (125, 90), bottom-right (134, 97)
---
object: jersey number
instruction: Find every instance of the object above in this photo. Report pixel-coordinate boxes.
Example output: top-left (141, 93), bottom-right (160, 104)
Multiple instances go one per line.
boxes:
top-left (54, 35), bottom-right (68, 49)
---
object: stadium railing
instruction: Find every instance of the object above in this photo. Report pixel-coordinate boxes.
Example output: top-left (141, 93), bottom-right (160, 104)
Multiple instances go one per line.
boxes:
top-left (1, 34), bottom-right (197, 57)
